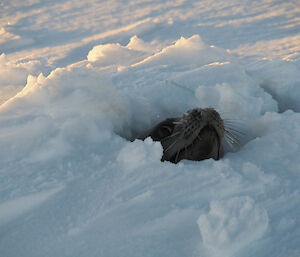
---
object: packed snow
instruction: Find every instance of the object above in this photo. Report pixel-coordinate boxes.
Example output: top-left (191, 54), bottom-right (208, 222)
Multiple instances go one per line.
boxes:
top-left (0, 0), bottom-right (299, 257)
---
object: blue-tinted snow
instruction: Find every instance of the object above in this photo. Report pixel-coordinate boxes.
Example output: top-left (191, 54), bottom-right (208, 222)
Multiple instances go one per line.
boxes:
top-left (0, 1), bottom-right (300, 257)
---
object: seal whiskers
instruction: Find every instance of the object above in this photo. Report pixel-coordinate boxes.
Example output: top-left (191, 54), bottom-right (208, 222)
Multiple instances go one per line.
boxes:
top-left (145, 107), bottom-right (227, 163)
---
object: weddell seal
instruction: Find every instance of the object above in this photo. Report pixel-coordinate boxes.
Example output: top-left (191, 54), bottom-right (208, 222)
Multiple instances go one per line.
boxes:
top-left (141, 107), bottom-right (240, 163)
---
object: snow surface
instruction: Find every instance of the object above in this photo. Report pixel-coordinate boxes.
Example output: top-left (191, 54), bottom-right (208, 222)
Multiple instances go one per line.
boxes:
top-left (0, 0), bottom-right (300, 257)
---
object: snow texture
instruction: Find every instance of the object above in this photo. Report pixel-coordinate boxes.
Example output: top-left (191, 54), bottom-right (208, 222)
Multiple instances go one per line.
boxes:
top-left (0, 0), bottom-right (300, 257)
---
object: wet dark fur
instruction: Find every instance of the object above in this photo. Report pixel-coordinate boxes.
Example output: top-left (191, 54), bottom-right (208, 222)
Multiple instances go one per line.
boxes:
top-left (143, 108), bottom-right (224, 163)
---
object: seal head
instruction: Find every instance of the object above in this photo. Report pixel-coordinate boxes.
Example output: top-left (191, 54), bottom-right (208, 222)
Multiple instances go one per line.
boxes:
top-left (148, 108), bottom-right (224, 163)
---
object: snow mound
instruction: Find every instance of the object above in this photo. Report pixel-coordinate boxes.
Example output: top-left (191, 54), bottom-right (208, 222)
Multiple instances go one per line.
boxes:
top-left (132, 35), bottom-right (230, 69)
top-left (117, 138), bottom-right (162, 171)
top-left (197, 196), bottom-right (268, 257)
top-left (103, 35), bottom-right (278, 133)
top-left (195, 81), bottom-right (277, 120)
top-left (87, 35), bottom-right (155, 69)
top-left (0, 53), bottom-right (44, 104)
top-left (0, 65), bottom-right (130, 163)
top-left (247, 59), bottom-right (300, 112)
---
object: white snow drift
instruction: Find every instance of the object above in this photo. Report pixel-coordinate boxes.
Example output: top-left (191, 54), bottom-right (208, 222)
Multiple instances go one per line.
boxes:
top-left (1, 1), bottom-right (300, 257)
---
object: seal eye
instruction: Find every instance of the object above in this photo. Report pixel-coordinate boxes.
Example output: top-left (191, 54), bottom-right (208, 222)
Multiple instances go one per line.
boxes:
top-left (148, 118), bottom-right (176, 141)
top-left (158, 125), bottom-right (173, 138)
